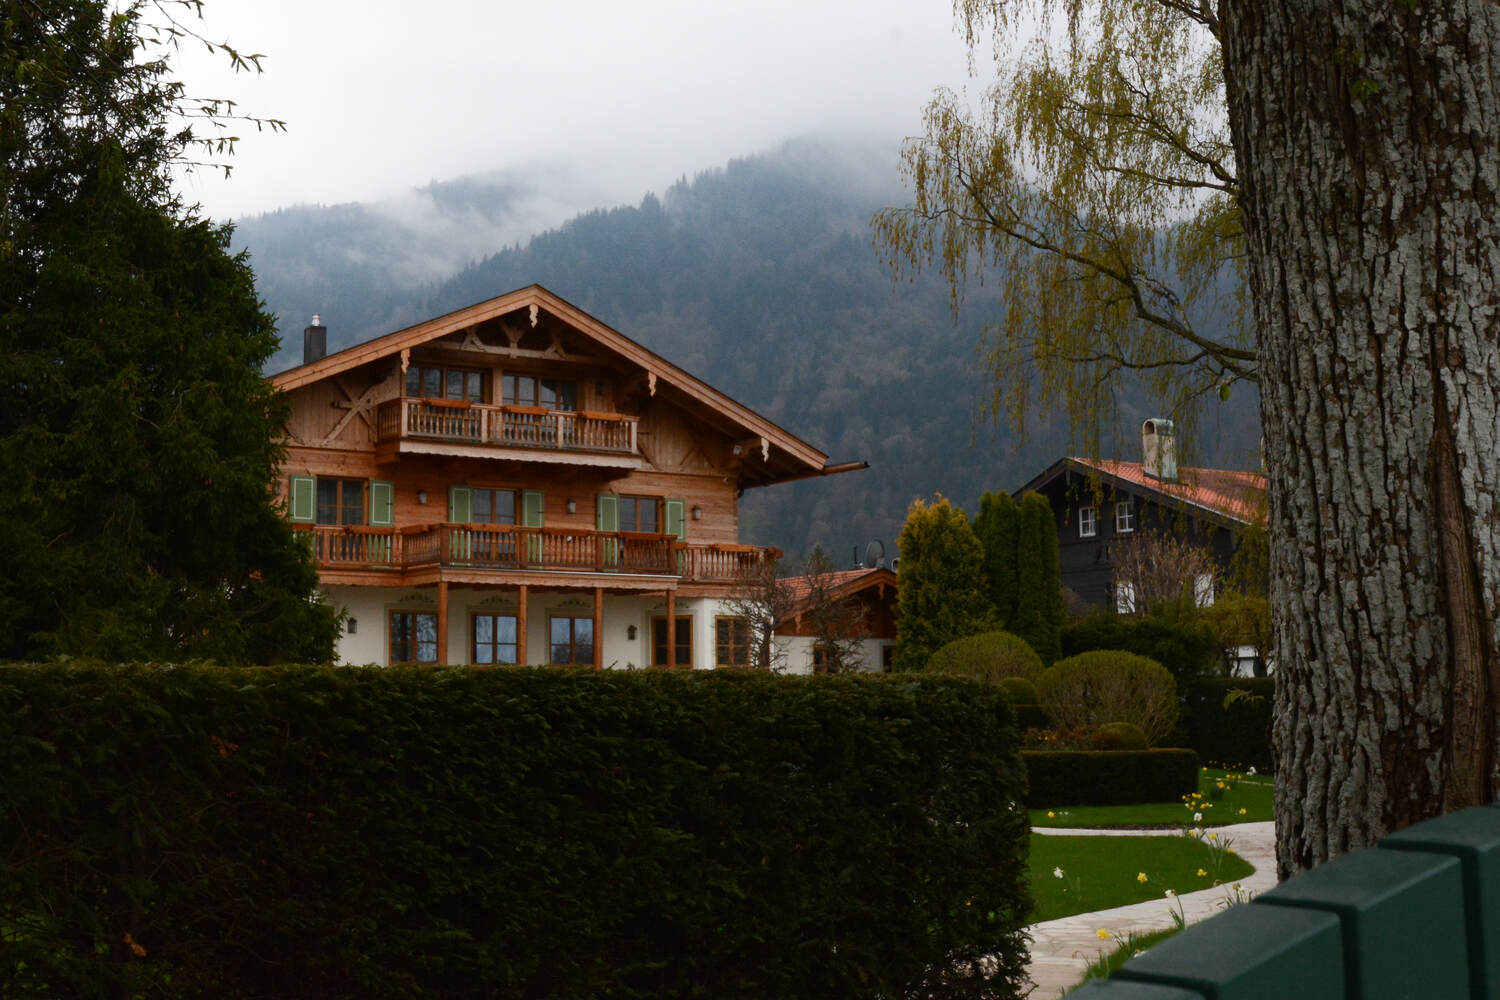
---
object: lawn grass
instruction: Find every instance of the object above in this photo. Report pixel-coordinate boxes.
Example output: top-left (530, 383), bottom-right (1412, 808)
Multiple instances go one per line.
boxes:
top-left (1029, 768), bottom-right (1273, 829)
top-left (1029, 832), bottom-right (1255, 922)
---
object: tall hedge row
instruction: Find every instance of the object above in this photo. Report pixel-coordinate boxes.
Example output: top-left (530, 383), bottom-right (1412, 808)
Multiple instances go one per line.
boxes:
top-left (0, 664), bottom-right (1030, 999)
top-left (1180, 676), bottom-right (1276, 773)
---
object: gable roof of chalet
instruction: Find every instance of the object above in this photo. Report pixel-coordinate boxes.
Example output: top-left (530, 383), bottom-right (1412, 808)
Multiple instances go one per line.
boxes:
top-left (780, 567), bottom-right (897, 619)
top-left (271, 284), bottom-right (866, 490)
top-left (1019, 456), bottom-right (1267, 530)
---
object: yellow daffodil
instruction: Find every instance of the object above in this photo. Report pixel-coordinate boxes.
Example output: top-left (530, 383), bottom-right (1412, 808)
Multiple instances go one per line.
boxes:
top-left (1097, 928), bottom-right (1111, 940)
top-left (1197, 868), bottom-right (1207, 877)
top-left (1136, 872), bottom-right (1148, 883)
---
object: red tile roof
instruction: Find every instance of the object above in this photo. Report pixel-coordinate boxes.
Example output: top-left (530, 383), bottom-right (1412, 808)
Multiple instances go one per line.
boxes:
top-left (780, 567), bottom-right (897, 610)
top-left (1072, 458), bottom-right (1266, 525)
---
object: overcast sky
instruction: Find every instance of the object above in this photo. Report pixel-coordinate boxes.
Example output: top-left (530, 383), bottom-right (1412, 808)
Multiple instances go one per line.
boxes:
top-left (168, 0), bottom-right (978, 224)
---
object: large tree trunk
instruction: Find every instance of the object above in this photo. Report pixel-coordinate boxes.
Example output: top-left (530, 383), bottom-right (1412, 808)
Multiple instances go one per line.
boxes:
top-left (1220, 1), bottom-right (1500, 878)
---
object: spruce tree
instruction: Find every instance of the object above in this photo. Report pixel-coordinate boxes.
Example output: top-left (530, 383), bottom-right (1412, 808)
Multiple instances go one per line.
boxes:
top-left (0, 0), bottom-right (338, 662)
top-left (1010, 492), bottom-right (1064, 665)
top-left (973, 490), bottom-right (1020, 625)
top-left (892, 496), bottom-right (993, 672)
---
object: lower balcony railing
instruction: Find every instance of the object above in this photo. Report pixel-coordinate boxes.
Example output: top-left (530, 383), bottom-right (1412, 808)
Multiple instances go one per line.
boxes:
top-left (296, 524), bottom-right (772, 583)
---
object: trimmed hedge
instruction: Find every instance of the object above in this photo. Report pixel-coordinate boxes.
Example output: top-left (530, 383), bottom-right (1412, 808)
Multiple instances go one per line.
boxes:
top-left (1023, 749), bottom-right (1201, 807)
top-left (1180, 676), bottom-right (1276, 773)
top-left (1061, 615), bottom-right (1221, 680)
top-left (0, 664), bottom-right (1030, 999)
top-left (925, 630), bottom-right (1045, 683)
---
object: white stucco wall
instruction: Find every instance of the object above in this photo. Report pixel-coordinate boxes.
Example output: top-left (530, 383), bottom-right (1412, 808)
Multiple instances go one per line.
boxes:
top-left (774, 636), bottom-right (892, 675)
top-left (323, 585), bottom-right (751, 669)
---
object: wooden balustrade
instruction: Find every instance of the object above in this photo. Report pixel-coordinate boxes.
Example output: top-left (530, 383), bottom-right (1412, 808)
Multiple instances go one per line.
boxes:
top-left (296, 524), bottom-right (771, 583)
top-left (376, 397), bottom-right (637, 455)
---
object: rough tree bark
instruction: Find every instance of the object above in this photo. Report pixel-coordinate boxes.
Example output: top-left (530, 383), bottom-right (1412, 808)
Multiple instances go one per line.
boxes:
top-left (1221, 1), bottom-right (1500, 876)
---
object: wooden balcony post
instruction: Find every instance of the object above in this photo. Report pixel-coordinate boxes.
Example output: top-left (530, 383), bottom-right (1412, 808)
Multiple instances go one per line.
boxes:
top-left (593, 587), bottom-right (604, 671)
top-left (629, 420), bottom-right (638, 454)
top-left (666, 590), bottom-right (676, 669)
top-left (517, 584), bottom-right (528, 665)
top-left (437, 580), bottom-right (449, 665)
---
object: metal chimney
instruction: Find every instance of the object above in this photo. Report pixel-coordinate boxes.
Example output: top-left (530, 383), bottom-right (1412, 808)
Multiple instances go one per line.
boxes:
top-left (303, 314), bottom-right (327, 366)
top-left (1142, 418), bottom-right (1178, 483)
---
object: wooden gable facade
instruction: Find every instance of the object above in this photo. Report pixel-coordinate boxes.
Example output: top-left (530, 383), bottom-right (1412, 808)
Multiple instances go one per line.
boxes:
top-left (272, 285), bottom-right (863, 668)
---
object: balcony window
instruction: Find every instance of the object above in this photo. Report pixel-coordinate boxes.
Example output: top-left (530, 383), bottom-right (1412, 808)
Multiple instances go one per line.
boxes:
top-left (619, 495), bottom-right (660, 533)
top-left (390, 611), bottom-right (438, 664)
top-left (503, 374), bottom-right (577, 411)
top-left (473, 614), bottom-right (519, 665)
top-left (316, 478), bottom-right (364, 526)
top-left (473, 488), bottom-right (517, 525)
top-left (406, 365), bottom-right (483, 402)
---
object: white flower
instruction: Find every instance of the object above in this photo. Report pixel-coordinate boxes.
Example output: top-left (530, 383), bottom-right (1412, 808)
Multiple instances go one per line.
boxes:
top-left (1164, 889), bottom-right (1175, 898)
top-left (1247, 766), bottom-right (1257, 775)
top-left (1193, 811), bottom-right (1203, 822)
top-left (1054, 867), bottom-right (1065, 879)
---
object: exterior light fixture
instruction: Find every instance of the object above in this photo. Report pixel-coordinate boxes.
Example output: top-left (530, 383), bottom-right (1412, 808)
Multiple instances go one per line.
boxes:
top-left (347, 617), bottom-right (358, 635)
top-left (566, 498), bottom-right (577, 514)
top-left (691, 505), bottom-right (702, 521)
top-left (627, 625), bottom-right (638, 640)
top-left (417, 489), bottom-right (427, 505)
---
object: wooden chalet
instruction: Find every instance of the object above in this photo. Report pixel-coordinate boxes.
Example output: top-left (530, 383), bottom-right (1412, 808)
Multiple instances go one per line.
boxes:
top-left (272, 285), bottom-right (864, 668)
top-left (775, 567), bottom-right (898, 672)
top-left (1019, 419), bottom-right (1266, 614)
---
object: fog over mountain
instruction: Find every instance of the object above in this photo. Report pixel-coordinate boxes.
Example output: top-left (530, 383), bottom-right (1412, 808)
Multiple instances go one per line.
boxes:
top-left (233, 135), bottom-right (1260, 560)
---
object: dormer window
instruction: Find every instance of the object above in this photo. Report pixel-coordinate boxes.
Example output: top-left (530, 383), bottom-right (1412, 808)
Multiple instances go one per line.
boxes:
top-left (503, 374), bottom-right (577, 411)
top-left (406, 364), bottom-right (483, 402)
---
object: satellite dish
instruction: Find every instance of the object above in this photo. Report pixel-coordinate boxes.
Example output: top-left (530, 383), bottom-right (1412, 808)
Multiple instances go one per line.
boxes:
top-left (865, 539), bottom-right (886, 570)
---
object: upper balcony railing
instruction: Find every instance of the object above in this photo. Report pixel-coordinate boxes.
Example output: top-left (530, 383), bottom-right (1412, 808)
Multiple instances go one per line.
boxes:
top-left (296, 524), bottom-right (772, 584)
top-left (376, 397), bottom-right (638, 455)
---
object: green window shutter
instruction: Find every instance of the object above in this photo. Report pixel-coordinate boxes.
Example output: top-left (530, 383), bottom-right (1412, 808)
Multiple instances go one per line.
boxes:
top-left (523, 490), bottom-right (545, 528)
top-left (665, 498), bottom-right (686, 540)
top-left (595, 493), bottom-right (619, 531)
top-left (370, 480), bottom-right (395, 526)
top-left (596, 493), bottom-right (620, 571)
top-left (448, 485), bottom-right (473, 524)
top-left (288, 475), bottom-right (316, 523)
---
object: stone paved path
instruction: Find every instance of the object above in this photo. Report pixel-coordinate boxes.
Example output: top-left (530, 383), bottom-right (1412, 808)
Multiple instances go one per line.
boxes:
top-left (1022, 822), bottom-right (1277, 999)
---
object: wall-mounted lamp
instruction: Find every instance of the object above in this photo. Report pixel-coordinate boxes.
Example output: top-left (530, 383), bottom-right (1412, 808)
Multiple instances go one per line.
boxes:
top-left (417, 489), bottom-right (427, 505)
top-left (566, 498), bottom-right (577, 514)
top-left (627, 624), bottom-right (638, 640)
top-left (347, 617), bottom-right (358, 635)
top-left (272, 480), bottom-right (282, 496)
top-left (691, 505), bottom-right (702, 521)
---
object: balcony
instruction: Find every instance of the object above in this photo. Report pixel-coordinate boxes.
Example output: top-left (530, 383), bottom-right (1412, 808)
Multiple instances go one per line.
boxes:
top-left (376, 397), bottom-right (639, 465)
top-left (297, 524), bottom-right (773, 585)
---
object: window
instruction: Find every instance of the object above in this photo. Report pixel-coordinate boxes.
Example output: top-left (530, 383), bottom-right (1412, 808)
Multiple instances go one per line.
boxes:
top-left (390, 611), bottom-right (438, 664)
top-left (651, 615), bottom-right (693, 667)
top-left (811, 642), bottom-right (833, 674)
top-left (1114, 499), bottom-right (1136, 534)
top-left (550, 616), bottom-right (594, 665)
top-left (619, 495), bottom-right (660, 533)
top-left (316, 478), bottom-right (365, 526)
top-left (473, 488), bottom-right (517, 525)
top-left (503, 374), bottom-right (577, 411)
top-left (1194, 573), bottom-right (1215, 608)
top-left (406, 365), bottom-right (484, 402)
top-left (1078, 505), bottom-right (1098, 538)
top-left (473, 614), bottom-right (519, 664)
top-left (881, 645), bottom-right (895, 672)
top-left (715, 617), bottom-right (751, 668)
top-left (1115, 581), bottom-right (1137, 615)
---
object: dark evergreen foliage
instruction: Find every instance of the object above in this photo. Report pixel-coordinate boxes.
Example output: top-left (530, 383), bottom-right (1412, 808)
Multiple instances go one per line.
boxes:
top-left (973, 491), bottom-right (1021, 624)
top-left (1061, 614), bottom-right (1222, 681)
top-left (1023, 749), bottom-right (1201, 807)
top-left (1010, 492), bottom-right (1065, 664)
top-left (893, 497), bottom-right (995, 672)
top-left (1180, 676), bottom-right (1275, 773)
top-left (0, 0), bottom-right (339, 661)
top-left (0, 663), bottom-right (1032, 999)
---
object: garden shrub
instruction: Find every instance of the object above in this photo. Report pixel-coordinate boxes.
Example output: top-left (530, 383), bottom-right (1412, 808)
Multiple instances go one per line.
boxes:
top-left (1023, 749), bottom-right (1201, 807)
top-left (1037, 650), bottom-right (1180, 746)
top-left (1180, 676), bottom-right (1275, 773)
top-left (925, 630), bottom-right (1045, 683)
top-left (1091, 721), bottom-right (1149, 750)
top-left (1061, 614), bottom-right (1220, 680)
top-left (0, 663), bottom-right (1030, 999)
top-left (998, 676), bottom-right (1040, 705)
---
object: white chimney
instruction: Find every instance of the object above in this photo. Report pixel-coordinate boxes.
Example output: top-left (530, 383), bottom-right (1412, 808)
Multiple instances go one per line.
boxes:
top-left (1142, 418), bottom-right (1178, 483)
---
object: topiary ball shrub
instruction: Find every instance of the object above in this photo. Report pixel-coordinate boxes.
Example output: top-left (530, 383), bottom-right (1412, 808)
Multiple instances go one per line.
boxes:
top-left (998, 676), bottom-right (1041, 706)
top-left (1036, 650), bottom-right (1179, 746)
top-left (925, 630), bottom-right (1045, 683)
top-left (1090, 721), bottom-right (1149, 750)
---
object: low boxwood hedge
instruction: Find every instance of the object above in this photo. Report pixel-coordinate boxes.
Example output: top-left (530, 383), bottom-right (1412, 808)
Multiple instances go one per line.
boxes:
top-left (1023, 748), bottom-right (1201, 807)
top-left (0, 663), bottom-right (1029, 999)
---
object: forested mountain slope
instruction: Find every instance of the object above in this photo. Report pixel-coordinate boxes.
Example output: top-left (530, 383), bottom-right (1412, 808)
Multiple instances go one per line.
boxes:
top-left (237, 138), bottom-right (1259, 559)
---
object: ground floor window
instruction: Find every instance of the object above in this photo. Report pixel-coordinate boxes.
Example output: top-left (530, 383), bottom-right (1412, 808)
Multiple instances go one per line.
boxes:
top-left (715, 616), bottom-right (750, 668)
top-left (550, 615), bottom-right (594, 665)
top-left (811, 642), bottom-right (832, 674)
top-left (651, 615), bottom-right (693, 667)
top-left (390, 611), bottom-right (438, 664)
top-left (473, 613), bottom-right (519, 664)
